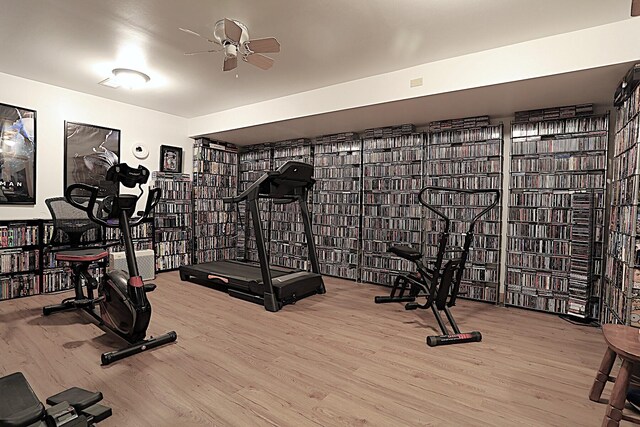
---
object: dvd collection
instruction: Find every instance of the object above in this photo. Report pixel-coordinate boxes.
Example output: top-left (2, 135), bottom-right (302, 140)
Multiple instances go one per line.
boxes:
top-left (425, 118), bottom-right (503, 303)
top-left (269, 139), bottom-right (313, 270)
top-left (428, 141), bottom-right (501, 159)
top-left (507, 105), bottom-right (607, 317)
top-left (0, 274), bottom-right (40, 301)
top-left (361, 130), bottom-right (424, 286)
top-left (603, 80), bottom-right (640, 326)
top-left (237, 144), bottom-right (272, 262)
top-left (193, 139), bottom-right (238, 264)
top-left (0, 224), bottom-right (39, 248)
top-left (0, 249), bottom-right (39, 273)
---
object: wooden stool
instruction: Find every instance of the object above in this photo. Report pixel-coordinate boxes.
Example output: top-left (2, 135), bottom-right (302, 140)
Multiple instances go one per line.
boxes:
top-left (590, 324), bottom-right (640, 426)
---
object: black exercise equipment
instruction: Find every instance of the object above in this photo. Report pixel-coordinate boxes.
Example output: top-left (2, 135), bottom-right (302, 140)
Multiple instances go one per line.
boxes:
top-left (42, 163), bottom-right (177, 365)
top-left (179, 161), bottom-right (326, 312)
top-left (0, 372), bottom-right (111, 426)
top-left (375, 186), bottom-right (500, 347)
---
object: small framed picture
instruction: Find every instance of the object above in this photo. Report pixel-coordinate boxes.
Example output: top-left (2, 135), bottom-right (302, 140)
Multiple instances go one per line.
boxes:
top-left (160, 145), bottom-right (183, 173)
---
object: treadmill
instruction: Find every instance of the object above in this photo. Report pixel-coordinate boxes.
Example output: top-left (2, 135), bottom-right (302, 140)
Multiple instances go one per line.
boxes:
top-left (179, 161), bottom-right (326, 312)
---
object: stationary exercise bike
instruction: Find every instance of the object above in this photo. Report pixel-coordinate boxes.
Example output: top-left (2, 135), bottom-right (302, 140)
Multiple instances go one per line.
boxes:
top-left (375, 186), bottom-right (500, 346)
top-left (43, 163), bottom-right (177, 365)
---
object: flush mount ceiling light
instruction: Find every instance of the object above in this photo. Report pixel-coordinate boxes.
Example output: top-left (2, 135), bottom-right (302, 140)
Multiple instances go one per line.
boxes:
top-left (99, 68), bottom-right (150, 89)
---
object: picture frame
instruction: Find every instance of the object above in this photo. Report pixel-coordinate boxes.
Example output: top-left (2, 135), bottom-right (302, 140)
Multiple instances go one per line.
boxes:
top-left (160, 145), bottom-right (183, 173)
top-left (64, 121), bottom-right (121, 197)
top-left (0, 102), bottom-right (37, 205)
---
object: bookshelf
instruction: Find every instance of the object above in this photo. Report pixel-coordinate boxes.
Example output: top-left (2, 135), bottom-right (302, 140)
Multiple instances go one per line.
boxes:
top-left (361, 124), bottom-right (424, 286)
top-left (0, 220), bottom-right (40, 300)
top-left (103, 220), bottom-right (154, 253)
top-left (603, 66), bottom-right (640, 326)
top-left (193, 138), bottom-right (238, 264)
top-left (312, 132), bottom-right (361, 280)
top-left (507, 104), bottom-right (608, 317)
top-left (425, 117), bottom-right (503, 303)
top-left (152, 172), bottom-right (192, 272)
top-left (269, 139), bottom-right (313, 270)
top-left (237, 144), bottom-right (272, 262)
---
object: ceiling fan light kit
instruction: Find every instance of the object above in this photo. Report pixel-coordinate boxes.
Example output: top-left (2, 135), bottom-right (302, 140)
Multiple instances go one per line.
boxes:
top-left (181, 17), bottom-right (280, 72)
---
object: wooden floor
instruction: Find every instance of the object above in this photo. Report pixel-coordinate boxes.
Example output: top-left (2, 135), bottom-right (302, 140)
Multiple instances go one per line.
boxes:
top-left (0, 272), bottom-right (617, 426)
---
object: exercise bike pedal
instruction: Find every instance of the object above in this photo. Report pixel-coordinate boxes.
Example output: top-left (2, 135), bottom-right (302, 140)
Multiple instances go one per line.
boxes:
top-left (405, 302), bottom-right (419, 310)
top-left (144, 283), bottom-right (157, 292)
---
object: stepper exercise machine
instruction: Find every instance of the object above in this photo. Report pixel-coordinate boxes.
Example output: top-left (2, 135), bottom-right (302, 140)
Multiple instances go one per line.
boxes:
top-left (375, 186), bottom-right (500, 346)
top-left (0, 372), bottom-right (111, 426)
top-left (42, 163), bottom-right (177, 365)
top-left (179, 161), bottom-right (326, 312)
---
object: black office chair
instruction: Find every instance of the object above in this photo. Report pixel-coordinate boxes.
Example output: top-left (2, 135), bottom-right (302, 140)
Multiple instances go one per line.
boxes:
top-left (44, 197), bottom-right (109, 310)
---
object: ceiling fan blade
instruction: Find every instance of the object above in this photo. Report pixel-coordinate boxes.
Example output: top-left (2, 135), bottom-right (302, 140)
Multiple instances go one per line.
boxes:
top-left (244, 53), bottom-right (274, 70)
top-left (633, 0), bottom-right (640, 16)
top-left (246, 37), bottom-right (280, 53)
top-left (184, 48), bottom-right (221, 56)
top-left (178, 27), bottom-right (218, 45)
top-left (223, 56), bottom-right (238, 71)
top-left (224, 18), bottom-right (243, 43)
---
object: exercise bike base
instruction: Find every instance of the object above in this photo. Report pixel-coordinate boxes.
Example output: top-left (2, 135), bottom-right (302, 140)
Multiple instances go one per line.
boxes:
top-left (374, 295), bottom-right (416, 304)
top-left (426, 331), bottom-right (482, 347)
top-left (101, 331), bottom-right (178, 365)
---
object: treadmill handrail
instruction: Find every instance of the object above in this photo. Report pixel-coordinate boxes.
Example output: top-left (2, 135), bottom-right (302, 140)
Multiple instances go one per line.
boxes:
top-left (223, 171), bottom-right (276, 204)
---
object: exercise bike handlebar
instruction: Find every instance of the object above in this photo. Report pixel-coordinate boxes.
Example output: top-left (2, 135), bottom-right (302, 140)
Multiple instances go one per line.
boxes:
top-left (418, 186), bottom-right (500, 230)
top-left (65, 184), bottom-right (161, 228)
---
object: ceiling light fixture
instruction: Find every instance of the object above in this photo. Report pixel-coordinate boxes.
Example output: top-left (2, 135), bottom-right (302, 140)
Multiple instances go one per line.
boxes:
top-left (99, 68), bottom-right (150, 89)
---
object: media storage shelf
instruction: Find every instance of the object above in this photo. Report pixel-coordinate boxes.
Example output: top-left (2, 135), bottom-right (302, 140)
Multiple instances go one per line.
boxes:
top-left (193, 138), bottom-right (238, 264)
top-left (0, 221), bottom-right (40, 301)
top-left (507, 104), bottom-right (608, 319)
top-left (237, 144), bottom-right (272, 262)
top-left (269, 139), bottom-right (314, 271)
top-left (152, 171), bottom-right (192, 272)
top-left (425, 117), bottom-right (504, 303)
top-left (603, 66), bottom-right (640, 326)
top-left (312, 132), bottom-right (361, 280)
top-left (361, 124), bottom-right (424, 286)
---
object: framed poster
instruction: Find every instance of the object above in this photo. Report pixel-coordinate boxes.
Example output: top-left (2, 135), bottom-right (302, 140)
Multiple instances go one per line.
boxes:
top-left (0, 102), bottom-right (36, 204)
top-left (160, 145), bottom-right (183, 173)
top-left (64, 121), bottom-right (120, 197)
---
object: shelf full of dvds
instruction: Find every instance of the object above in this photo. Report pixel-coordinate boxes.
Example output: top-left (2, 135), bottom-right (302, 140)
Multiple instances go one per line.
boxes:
top-left (312, 132), bottom-right (361, 280)
top-left (193, 138), bottom-right (238, 264)
top-left (361, 125), bottom-right (424, 286)
top-left (507, 104), bottom-right (608, 318)
top-left (425, 118), bottom-right (504, 303)
top-left (237, 144), bottom-right (272, 262)
top-left (152, 171), bottom-right (192, 272)
top-left (0, 220), bottom-right (41, 301)
top-left (603, 63), bottom-right (640, 326)
top-left (269, 139), bottom-right (313, 270)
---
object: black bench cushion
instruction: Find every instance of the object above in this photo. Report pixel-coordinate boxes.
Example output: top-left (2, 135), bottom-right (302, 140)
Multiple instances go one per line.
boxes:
top-left (46, 387), bottom-right (103, 411)
top-left (388, 245), bottom-right (422, 262)
top-left (0, 372), bottom-right (45, 427)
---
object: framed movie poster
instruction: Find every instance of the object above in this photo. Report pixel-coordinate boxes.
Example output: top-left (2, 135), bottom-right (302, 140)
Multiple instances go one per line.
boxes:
top-left (160, 145), bottom-right (183, 173)
top-left (0, 103), bottom-right (36, 204)
top-left (64, 122), bottom-right (120, 197)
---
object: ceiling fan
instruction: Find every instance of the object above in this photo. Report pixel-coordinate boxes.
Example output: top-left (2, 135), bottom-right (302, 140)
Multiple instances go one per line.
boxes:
top-left (180, 18), bottom-right (280, 71)
top-left (633, 0), bottom-right (640, 16)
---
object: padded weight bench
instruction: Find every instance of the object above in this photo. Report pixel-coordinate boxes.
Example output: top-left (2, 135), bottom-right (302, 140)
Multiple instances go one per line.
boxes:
top-left (0, 372), bottom-right (111, 427)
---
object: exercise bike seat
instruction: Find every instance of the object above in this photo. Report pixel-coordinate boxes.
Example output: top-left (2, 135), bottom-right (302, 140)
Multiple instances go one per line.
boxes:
top-left (0, 372), bottom-right (45, 427)
top-left (46, 387), bottom-right (103, 411)
top-left (55, 248), bottom-right (109, 263)
top-left (388, 245), bottom-right (422, 262)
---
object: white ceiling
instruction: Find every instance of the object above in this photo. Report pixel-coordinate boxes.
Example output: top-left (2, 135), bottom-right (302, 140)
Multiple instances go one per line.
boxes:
top-left (0, 0), bottom-right (634, 120)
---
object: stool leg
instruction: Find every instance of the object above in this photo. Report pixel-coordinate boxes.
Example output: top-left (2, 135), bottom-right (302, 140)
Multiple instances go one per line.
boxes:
top-left (602, 359), bottom-right (633, 427)
top-left (590, 348), bottom-right (617, 402)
